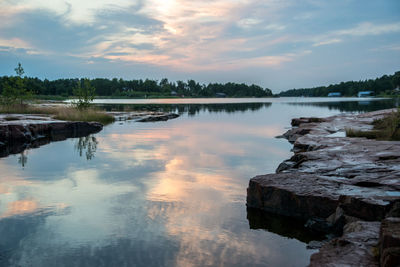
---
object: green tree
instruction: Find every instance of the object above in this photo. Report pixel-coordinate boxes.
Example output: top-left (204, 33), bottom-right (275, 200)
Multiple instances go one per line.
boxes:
top-left (393, 71), bottom-right (400, 88)
top-left (73, 78), bottom-right (95, 109)
top-left (1, 63), bottom-right (32, 106)
top-left (14, 63), bottom-right (25, 77)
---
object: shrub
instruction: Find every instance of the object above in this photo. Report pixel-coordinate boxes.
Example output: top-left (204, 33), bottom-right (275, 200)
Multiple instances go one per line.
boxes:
top-left (73, 78), bottom-right (95, 110)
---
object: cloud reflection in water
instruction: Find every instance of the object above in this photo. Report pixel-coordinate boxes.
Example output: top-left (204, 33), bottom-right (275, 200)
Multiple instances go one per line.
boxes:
top-left (0, 103), bottom-right (327, 266)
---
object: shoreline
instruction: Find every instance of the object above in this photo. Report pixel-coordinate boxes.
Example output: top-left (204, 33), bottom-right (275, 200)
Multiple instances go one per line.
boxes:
top-left (0, 111), bottom-right (179, 158)
top-left (247, 109), bottom-right (400, 266)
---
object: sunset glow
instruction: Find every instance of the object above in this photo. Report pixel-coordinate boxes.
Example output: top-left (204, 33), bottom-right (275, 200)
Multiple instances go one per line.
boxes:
top-left (0, 0), bottom-right (399, 90)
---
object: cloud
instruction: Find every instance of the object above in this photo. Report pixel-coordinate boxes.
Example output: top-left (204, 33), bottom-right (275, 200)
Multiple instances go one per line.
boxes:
top-left (237, 18), bottom-right (263, 29)
top-left (312, 38), bottom-right (342, 47)
top-left (0, 0), bottom-right (399, 90)
top-left (0, 0), bottom-right (140, 25)
top-left (0, 37), bottom-right (46, 55)
top-left (334, 22), bottom-right (400, 37)
top-left (369, 44), bottom-right (400, 52)
top-left (264, 24), bottom-right (286, 31)
top-left (312, 22), bottom-right (400, 47)
top-left (0, 0), bottom-right (301, 72)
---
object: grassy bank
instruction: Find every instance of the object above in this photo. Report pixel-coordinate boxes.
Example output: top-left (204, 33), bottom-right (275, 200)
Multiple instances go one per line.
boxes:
top-left (346, 109), bottom-right (400, 140)
top-left (0, 104), bottom-right (115, 125)
top-left (54, 108), bottom-right (115, 124)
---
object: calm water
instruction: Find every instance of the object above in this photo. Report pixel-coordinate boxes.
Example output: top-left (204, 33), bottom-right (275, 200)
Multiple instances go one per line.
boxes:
top-left (0, 98), bottom-right (397, 267)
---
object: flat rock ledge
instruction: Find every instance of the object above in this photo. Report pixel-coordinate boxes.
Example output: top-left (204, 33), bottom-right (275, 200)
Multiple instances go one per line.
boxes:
top-left (0, 114), bottom-right (103, 158)
top-left (108, 111), bottom-right (179, 122)
top-left (247, 109), bottom-right (400, 267)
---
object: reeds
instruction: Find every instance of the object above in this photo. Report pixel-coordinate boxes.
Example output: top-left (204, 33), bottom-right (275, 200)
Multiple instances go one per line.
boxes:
top-left (54, 107), bottom-right (115, 124)
top-left (346, 109), bottom-right (400, 140)
top-left (0, 104), bottom-right (115, 125)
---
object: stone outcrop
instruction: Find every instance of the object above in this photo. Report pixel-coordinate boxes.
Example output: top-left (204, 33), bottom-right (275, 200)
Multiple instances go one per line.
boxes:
top-left (246, 109), bottom-right (400, 266)
top-left (0, 115), bottom-right (103, 158)
top-left (309, 221), bottom-right (381, 266)
top-left (380, 216), bottom-right (400, 267)
top-left (109, 111), bottom-right (179, 122)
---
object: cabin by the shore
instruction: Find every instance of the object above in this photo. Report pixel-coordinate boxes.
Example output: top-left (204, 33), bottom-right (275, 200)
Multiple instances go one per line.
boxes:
top-left (215, 92), bottom-right (227, 98)
top-left (327, 92), bottom-right (341, 97)
top-left (358, 91), bottom-right (374, 97)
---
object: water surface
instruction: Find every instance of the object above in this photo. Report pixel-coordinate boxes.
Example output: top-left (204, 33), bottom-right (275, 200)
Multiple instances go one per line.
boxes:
top-left (0, 98), bottom-right (397, 266)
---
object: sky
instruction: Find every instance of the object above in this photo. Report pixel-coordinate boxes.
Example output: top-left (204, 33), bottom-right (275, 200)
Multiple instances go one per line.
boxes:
top-left (0, 0), bottom-right (399, 92)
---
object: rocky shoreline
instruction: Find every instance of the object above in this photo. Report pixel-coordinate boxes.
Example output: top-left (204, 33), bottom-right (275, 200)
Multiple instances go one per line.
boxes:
top-left (0, 114), bottom-right (103, 158)
top-left (247, 109), bottom-right (400, 266)
top-left (0, 111), bottom-right (179, 158)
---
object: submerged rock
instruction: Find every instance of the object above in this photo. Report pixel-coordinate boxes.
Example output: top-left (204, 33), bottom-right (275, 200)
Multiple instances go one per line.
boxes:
top-left (109, 111), bottom-right (179, 122)
top-left (135, 113), bottom-right (179, 122)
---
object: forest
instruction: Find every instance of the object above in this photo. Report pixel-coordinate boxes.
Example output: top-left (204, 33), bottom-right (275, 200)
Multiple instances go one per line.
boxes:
top-left (278, 71), bottom-right (400, 97)
top-left (0, 76), bottom-right (273, 98)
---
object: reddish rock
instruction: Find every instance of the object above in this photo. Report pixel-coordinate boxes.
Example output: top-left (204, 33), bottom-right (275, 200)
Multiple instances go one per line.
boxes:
top-left (247, 109), bottom-right (400, 266)
top-left (380, 217), bottom-right (400, 267)
top-left (247, 173), bottom-right (340, 221)
top-left (309, 221), bottom-right (380, 267)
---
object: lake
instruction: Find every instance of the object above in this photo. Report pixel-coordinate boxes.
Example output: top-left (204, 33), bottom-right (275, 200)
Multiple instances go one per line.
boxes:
top-left (0, 98), bottom-right (397, 267)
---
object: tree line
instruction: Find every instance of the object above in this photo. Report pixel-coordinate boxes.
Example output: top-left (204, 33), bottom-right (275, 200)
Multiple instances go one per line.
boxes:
top-left (0, 76), bottom-right (273, 98)
top-left (278, 71), bottom-right (400, 97)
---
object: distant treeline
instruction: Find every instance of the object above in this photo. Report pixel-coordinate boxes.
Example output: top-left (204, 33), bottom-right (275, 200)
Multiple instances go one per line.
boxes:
top-left (0, 77), bottom-right (273, 98)
top-left (287, 98), bottom-right (398, 113)
top-left (99, 102), bottom-right (272, 115)
top-left (279, 71), bottom-right (400, 97)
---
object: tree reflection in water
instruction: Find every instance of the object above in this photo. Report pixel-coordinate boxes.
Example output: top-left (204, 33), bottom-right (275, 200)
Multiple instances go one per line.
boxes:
top-left (75, 135), bottom-right (98, 160)
top-left (18, 151), bottom-right (28, 168)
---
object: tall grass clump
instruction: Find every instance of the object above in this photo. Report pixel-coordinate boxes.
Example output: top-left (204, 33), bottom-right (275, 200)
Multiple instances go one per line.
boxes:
top-left (372, 108), bottom-right (400, 140)
top-left (346, 108), bottom-right (400, 140)
top-left (54, 107), bottom-right (115, 125)
top-left (0, 104), bottom-right (114, 125)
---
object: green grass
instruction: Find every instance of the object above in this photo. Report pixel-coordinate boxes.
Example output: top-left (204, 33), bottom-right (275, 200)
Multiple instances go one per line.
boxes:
top-left (54, 108), bottom-right (115, 125)
top-left (0, 104), bottom-right (115, 125)
top-left (345, 128), bottom-right (381, 139)
top-left (346, 109), bottom-right (400, 140)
